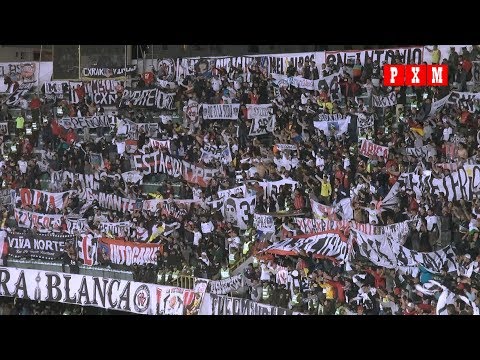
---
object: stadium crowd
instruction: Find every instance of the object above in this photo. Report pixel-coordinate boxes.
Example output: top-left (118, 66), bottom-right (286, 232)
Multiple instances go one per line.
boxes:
top-left (1, 45), bottom-right (480, 315)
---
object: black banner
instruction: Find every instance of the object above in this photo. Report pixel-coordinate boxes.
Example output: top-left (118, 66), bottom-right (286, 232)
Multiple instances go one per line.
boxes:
top-left (7, 232), bottom-right (74, 261)
top-left (82, 65), bottom-right (137, 78)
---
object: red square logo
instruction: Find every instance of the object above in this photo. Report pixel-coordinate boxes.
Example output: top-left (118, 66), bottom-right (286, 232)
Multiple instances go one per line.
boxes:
top-left (383, 65), bottom-right (404, 86)
top-left (427, 65), bottom-right (448, 86)
top-left (405, 65), bottom-right (427, 86)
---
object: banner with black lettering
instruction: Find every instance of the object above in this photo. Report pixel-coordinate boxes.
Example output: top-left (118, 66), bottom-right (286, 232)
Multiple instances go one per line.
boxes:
top-left (97, 238), bottom-right (162, 267)
top-left (51, 170), bottom-right (101, 200)
top-left (294, 217), bottom-right (417, 243)
top-left (44, 81), bottom-right (68, 100)
top-left (118, 87), bottom-right (176, 110)
top-left (117, 118), bottom-right (159, 140)
top-left (65, 217), bottom-right (89, 235)
top-left (7, 232), bottom-right (73, 261)
top-left (223, 195), bottom-right (256, 230)
top-left (401, 144), bottom-right (436, 158)
top-left (253, 213), bottom-right (275, 233)
top-left (98, 222), bottom-right (132, 237)
top-left (313, 119), bottom-right (350, 137)
top-left (0, 189), bottom-right (12, 206)
top-left (359, 138), bottom-right (389, 159)
top-left (69, 81), bottom-right (83, 104)
top-left (58, 115), bottom-right (114, 129)
top-left (447, 91), bottom-right (480, 113)
top-left (202, 104), bottom-right (240, 120)
top-left (395, 167), bottom-right (480, 202)
top-left (121, 170), bottom-right (144, 184)
top-left (0, 267), bottom-right (157, 315)
top-left (255, 179), bottom-right (298, 199)
top-left (325, 46), bottom-right (423, 67)
top-left (473, 61), bottom-right (480, 87)
top-left (275, 144), bottom-right (297, 152)
top-left (93, 191), bottom-right (140, 213)
top-left (208, 274), bottom-right (244, 295)
top-left (0, 122), bottom-right (8, 135)
top-left (264, 231), bottom-right (348, 263)
top-left (272, 74), bottom-right (316, 90)
top-left (217, 185), bottom-right (246, 201)
top-left (206, 294), bottom-right (293, 315)
top-left (84, 80), bottom-right (119, 106)
top-left (132, 151), bottom-right (219, 187)
top-left (372, 92), bottom-right (397, 107)
top-left (268, 52), bottom-right (317, 76)
top-left (356, 113), bottom-right (375, 137)
top-left (200, 143), bottom-right (232, 165)
top-left (82, 65), bottom-right (137, 79)
top-left (249, 115), bottom-right (276, 136)
top-left (142, 198), bottom-right (200, 214)
top-left (12, 188), bottom-right (74, 211)
top-left (246, 104), bottom-right (273, 119)
top-left (14, 208), bottom-right (63, 232)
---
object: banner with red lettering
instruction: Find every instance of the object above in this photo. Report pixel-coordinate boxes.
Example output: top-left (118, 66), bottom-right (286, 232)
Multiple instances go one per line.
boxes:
top-left (12, 188), bottom-right (75, 211)
top-left (359, 138), bottom-right (389, 159)
top-left (97, 238), bottom-right (163, 267)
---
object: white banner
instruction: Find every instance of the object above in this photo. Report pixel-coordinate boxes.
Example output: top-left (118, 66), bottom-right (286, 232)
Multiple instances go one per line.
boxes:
top-left (208, 274), bottom-right (244, 295)
top-left (246, 104), bottom-right (273, 119)
top-left (202, 104), bottom-right (240, 120)
top-left (44, 81), bottom-right (68, 99)
top-left (0, 267), bottom-right (156, 315)
top-left (372, 92), bottom-right (397, 107)
top-left (149, 138), bottom-right (171, 152)
top-left (249, 115), bottom-right (276, 136)
top-left (401, 144), bottom-right (436, 158)
top-left (313, 119), bottom-right (350, 137)
top-left (200, 143), bottom-right (232, 165)
top-left (14, 208), bottom-right (63, 232)
top-left (98, 221), bottom-right (132, 236)
top-left (253, 213), bottom-right (275, 233)
top-left (275, 144), bottom-right (297, 151)
top-left (223, 195), bottom-right (256, 230)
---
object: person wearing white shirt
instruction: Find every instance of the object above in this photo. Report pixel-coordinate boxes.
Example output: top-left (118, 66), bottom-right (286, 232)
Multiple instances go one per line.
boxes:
top-left (18, 159), bottom-right (27, 174)
top-left (442, 124), bottom-right (453, 142)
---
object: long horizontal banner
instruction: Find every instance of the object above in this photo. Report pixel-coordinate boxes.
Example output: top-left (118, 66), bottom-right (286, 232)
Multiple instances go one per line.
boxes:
top-left (0, 267), bottom-right (156, 314)
top-left (7, 232), bottom-right (73, 261)
top-left (13, 188), bottom-right (74, 211)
